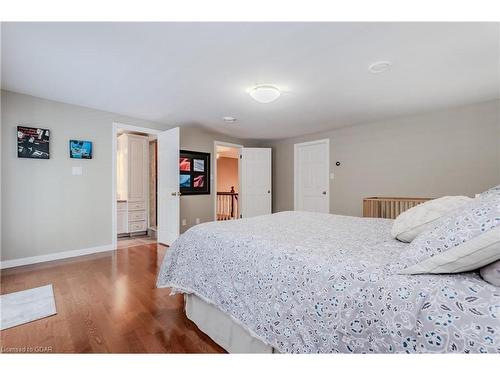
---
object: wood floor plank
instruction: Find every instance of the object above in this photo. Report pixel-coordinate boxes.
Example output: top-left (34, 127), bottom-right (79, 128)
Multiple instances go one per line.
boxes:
top-left (0, 242), bottom-right (225, 353)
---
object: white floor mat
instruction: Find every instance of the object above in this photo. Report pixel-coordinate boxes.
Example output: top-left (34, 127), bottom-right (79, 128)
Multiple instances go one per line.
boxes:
top-left (0, 284), bottom-right (57, 330)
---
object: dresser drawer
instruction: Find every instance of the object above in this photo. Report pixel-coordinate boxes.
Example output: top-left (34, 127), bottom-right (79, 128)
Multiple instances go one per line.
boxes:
top-left (129, 220), bottom-right (146, 233)
top-left (128, 201), bottom-right (145, 211)
top-left (128, 210), bottom-right (146, 221)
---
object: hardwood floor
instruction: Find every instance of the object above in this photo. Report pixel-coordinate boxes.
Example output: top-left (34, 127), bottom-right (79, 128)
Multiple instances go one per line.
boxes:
top-left (116, 234), bottom-right (158, 249)
top-left (0, 242), bottom-right (226, 353)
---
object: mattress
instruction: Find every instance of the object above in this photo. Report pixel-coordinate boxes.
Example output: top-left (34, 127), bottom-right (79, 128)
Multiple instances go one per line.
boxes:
top-left (158, 211), bottom-right (500, 353)
top-left (185, 294), bottom-right (274, 353)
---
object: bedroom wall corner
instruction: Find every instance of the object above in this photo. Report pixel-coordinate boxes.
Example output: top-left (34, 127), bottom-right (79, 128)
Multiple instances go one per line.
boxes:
top-left (0, 90), bottom-right (171, 263)
top-left (264, 99), bottom-right (500, 217)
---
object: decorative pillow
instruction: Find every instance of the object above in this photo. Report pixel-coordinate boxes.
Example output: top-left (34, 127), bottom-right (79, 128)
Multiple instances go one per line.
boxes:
top-left (480, 260), bottom-right (500, 286)
top-left (391, 196), bottom-right (472, 243)
top-left (399, 193), bottom-right (500, 274)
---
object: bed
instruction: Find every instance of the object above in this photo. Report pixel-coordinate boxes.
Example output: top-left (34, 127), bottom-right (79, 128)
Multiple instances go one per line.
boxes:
top-left (156, 211), bottom-right (500, 353)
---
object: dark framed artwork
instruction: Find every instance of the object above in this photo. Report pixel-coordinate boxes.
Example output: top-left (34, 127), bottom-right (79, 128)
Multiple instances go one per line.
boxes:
top-left (69, 140), bottom-right (93, 159)
top-left (179, 150), bottom-right (210, 195)
top-left (17, 126), bottom-right (50, 159)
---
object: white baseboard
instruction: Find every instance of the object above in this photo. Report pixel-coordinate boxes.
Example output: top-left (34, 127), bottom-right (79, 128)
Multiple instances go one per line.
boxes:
top-left (0, 244), bottom-right (115, 270)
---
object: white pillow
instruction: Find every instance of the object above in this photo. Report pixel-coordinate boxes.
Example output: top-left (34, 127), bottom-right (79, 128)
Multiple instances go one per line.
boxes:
top-left (391, 196), bottom-right (472, 242)
top-left (399, 193), bottom-right (500, 274)
top-left (480, 260), bottom-right (500, 286)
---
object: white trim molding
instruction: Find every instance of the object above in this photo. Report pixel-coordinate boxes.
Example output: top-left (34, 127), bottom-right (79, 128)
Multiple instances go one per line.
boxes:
top-left (0, 244), bottom-right (115, 270)
top-left (294, 138), bottom-right (330, 212)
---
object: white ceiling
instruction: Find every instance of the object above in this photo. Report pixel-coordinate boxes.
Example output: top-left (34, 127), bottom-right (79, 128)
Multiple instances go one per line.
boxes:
top-left (2, 22), bottom-right (499, 140)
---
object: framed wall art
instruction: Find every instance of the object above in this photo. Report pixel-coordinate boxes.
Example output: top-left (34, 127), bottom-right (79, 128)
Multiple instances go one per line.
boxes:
top-left (17, 126), bottom-right (50, 159)
top-left (179, 150), bottom-right (210, 195)
top-left (69, 140), bottom-right (93, 159)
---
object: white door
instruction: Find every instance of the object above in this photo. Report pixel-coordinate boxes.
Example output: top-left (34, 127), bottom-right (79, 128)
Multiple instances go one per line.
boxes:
top-left (157, 127), bottom-right (180, 245)
top-left (240, 148), bottom-right (272, 218)
top-left (294, 139), bottom-right (330, 213)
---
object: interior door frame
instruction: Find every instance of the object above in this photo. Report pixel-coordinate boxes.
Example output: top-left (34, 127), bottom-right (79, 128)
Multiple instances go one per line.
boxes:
top-left (293, 138), bottom-right (330, 212)
top-left (111, 122), bottom-right (165, 249)
top-left (213, 141), bottom-right (243, 221)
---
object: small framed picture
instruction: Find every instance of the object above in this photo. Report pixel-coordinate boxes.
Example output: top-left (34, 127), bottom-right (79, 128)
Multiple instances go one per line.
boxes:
top-left (179, 157), bottom-right (191, 171)
top-left (69, 140), bottom-right (93, 159)
top-left (193, 159), bottom-right (205, 172)
top-left (180, 174), bottom-right (191, 188)
top-left (17, 126), bottom-right (50, 159)
top-left (179, 150), bottom-right (210, 195)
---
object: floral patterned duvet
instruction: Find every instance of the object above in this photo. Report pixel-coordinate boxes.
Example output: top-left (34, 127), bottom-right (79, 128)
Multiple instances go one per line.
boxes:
top-left (157, 211), bottom-right (500, 353)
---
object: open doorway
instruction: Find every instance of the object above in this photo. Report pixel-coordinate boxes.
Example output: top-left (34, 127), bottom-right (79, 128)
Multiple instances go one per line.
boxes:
top-left (115, 127), bottom-right (157, 246)
top-left (214, 141), bottom-right (242, 221)
top-left (112, 123), bottom-right (180, 249)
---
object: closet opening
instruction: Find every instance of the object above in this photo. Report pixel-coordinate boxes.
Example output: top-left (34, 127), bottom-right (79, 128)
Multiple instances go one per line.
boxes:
top-left (115, 127), bottom-right (158, 246)
top-left (214, 142), bottom-right (242, 221)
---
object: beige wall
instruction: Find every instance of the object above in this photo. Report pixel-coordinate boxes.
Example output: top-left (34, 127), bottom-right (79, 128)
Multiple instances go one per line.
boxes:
top-left (2, 90), bottom-right (498, 262)
top-left (0, 90), bottom-right (173, 261)
top-left (217, 157), bottom-right (239, 193)
top-left (265, 100), bottom-right (500, 216)
top-left (0, 90), bottom-right (251, 261)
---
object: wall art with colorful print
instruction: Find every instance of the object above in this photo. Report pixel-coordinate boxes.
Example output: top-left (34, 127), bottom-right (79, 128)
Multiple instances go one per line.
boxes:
top-left (69, 140), bottom-right (93, 159)
top-left (17, 126), bottom-right (50, 159)
top-left (179, 150), bottom-right (210, 195)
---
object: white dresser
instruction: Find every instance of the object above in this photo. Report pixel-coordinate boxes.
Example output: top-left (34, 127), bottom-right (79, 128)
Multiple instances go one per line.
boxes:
top-left (117, 133), bottom-right (148, 235)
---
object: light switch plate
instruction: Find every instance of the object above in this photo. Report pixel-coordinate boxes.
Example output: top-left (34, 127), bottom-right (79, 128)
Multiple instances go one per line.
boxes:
top-left (72, 166), bottom-right (83, 176)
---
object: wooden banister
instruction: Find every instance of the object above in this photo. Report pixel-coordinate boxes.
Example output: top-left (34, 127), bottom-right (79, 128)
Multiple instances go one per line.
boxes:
top-left (217, 186), bottom-right (239, 220)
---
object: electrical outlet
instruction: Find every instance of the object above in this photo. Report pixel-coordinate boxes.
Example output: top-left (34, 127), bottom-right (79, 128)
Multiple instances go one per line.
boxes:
top-left (181, 219), bottom-right (187, 226)
top-left (195, 218), bottom-right (200, 224)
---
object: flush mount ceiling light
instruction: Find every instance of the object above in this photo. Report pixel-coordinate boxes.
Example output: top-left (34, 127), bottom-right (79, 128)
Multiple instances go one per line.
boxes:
top-left (223, 116), bottom-right (237, 123)
top-left (249, 85), bottom-right (281, 103)
top-left (368, 60), bottom-right (392, 74)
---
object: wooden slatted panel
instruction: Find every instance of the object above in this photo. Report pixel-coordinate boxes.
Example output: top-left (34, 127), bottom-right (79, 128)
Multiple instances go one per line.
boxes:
top-left (217, 192), bottom-right (239, 221)
top-left (362, 197), bottom-right (432, 219)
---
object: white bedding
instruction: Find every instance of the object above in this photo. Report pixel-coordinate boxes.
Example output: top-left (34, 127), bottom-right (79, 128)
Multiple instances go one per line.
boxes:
top-left (157, 211), bottom-right (500, 353)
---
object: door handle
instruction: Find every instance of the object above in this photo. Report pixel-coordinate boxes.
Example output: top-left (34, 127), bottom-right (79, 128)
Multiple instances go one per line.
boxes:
top-left (171, 192), bottom-right (181, 196)
top-left (322, 191), bottom-right (327, 195)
